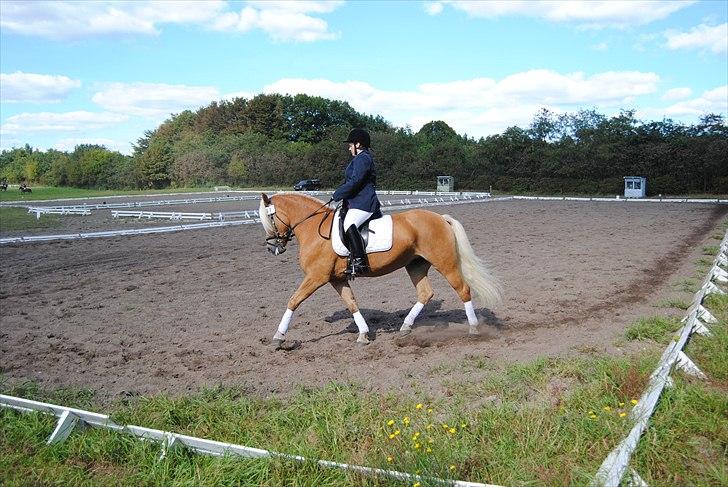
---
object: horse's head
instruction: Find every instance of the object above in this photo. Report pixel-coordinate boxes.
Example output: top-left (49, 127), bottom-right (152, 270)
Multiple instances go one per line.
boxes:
top-left (259, 193), bottom-right (292, 256)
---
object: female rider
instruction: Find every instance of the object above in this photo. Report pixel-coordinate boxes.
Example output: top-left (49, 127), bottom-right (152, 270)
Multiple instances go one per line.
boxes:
top-left (332, 128), bottom-right (382, 277)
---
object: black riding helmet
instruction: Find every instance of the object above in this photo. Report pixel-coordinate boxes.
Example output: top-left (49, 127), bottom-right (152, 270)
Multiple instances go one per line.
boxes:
top-left (344, 128), bottom-right (371, 148)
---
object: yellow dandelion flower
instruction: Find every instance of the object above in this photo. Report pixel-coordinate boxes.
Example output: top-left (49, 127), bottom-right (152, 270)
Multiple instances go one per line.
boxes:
top-left (449, 427), bottom-right (456, 434)
top-left (460, 423), bottom-right (467, 428)
top-left (414, 483), bottom-right (421, 487)
top-left (403, 416), bottom-right (410, 425)
top-left (416, 403), bottom-right (423, 410)
top-left (414, 443), bottom-right (421, 449)
top-left (426, 423), bottom-right (433, 430)
top-left (387, 419), bottom-right (395, 426)
top-left (426, 447), bottom-right (432, 453)
top-left (427, 408), bottom-right (433, 413)
top-left (449, 465), bottom-right (456, 471)
top-left (619, 412), bottom-right (627, 418)
top-left (603, 406), bottom-right (611, 412)
top-left (631, 399), bottom-right (638, 405)
top-left (389, 434), bottom-right (395, 439)
top-left (619, 402), bottom-right (625, 407)
top-left (395, 430), bottom-right (400, 436)
top-left (588, 410), bottom-right (594, 415)
top-left (442, 423), bottom-right (449, 429)
top-left (387, 456), bottom-right (393, 463)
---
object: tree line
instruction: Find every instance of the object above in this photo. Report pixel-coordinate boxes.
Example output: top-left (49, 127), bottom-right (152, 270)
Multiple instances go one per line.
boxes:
top-left (1, 93), bottom-right (726, 195)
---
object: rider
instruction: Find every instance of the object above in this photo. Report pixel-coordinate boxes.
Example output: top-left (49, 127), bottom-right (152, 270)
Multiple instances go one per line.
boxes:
top-left (333, 128), bottom-right (382, 277)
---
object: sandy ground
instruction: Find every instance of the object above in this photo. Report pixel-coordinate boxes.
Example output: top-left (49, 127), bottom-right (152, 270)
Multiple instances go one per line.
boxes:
top-left (1, 197), bottom-right (726, 402)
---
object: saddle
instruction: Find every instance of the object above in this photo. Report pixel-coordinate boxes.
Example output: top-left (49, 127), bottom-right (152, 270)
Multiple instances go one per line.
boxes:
top-left (331, 209), bottom-right (393, 257)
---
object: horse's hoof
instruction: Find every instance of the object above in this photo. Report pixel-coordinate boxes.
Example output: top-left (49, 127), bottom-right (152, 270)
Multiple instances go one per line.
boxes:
top-left (276, 339), bottom-right (301, 351)
top-left (399, 325), bottom-right (412, 336)
top-left (272, 338), bottom-right (284, 349)
top-left (356, 334), bottom-right (370, 346)
top-left (469, 326), bottom-right (480, 336)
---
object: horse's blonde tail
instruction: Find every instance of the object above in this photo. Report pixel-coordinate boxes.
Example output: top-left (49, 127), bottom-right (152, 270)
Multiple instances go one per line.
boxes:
top-left (442, 215), bottom-right (502, 309)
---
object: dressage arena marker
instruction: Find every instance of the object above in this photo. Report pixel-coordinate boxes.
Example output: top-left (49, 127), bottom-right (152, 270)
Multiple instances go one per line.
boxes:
top-left (0, 395), bottom-right (501, 487)
top-left (591, 231), bottom-right (727, 486)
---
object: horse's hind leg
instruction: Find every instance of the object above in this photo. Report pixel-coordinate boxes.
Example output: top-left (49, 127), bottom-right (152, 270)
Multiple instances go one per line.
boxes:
top-left (429, 257), bottom-right (479, 335)
top-left (399, 258), bottom-right (433, 335)
top-left (331, 280), bottom-right (370, 346)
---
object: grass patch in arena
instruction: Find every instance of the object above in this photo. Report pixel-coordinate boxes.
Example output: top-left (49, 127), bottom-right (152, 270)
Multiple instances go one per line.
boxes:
top-left (0, 207), bottom-right (62, 232)
top-left (624, 315), bottom-right (682, 342)
top-left (652, 298), bottom-right (691, 310)
top-left (702, 245), bottom-right (720, 255)
top-left (0, 186), bottom-right (248, 202)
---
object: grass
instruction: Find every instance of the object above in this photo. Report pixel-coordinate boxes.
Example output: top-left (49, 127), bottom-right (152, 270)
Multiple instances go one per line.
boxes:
top-left (652, 298), bottom-right (691, 310)
top-left (625, 316), bottom-right (682, 342)
top-left (0, 186), bottom-right (247, 202)
top-left (0, 207), bottom-right (62, 232)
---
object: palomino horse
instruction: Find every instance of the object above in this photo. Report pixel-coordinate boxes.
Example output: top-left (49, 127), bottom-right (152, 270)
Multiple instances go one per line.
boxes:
top-left (259, 192), bottom-right (501, 347)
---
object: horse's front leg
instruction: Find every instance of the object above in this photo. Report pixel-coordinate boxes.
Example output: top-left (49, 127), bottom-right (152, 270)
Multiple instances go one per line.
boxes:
top-left (272, 275), bottom-right (328, 348)
top-left (331, 280), bottom-right (370, 346)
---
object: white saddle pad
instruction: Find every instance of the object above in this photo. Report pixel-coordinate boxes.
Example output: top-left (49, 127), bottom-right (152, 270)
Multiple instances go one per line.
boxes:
top-left (332, 209), bottom-right (393, 257)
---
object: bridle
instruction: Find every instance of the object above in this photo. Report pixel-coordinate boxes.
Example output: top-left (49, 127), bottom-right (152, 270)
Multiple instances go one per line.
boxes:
top-left (264, 198), bottom-right (334, 255)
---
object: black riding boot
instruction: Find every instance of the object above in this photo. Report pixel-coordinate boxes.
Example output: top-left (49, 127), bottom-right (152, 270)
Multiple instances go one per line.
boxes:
top-left (344, 225), bottom-right (369, 278)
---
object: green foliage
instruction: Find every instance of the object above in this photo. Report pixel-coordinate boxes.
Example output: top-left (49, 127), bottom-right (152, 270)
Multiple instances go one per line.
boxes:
top-left (1, 99), bottom-right (726, 193)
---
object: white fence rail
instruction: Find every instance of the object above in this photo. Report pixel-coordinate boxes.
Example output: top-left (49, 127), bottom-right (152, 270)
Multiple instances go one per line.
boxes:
top-left (0, 394), bottom-right (499, 487)
top-left (27, 207), bottom-right (91, 219)
top-left (111, 210), bottom-right (260, 221)
top-left (592, 233), bottom-right (727, 486)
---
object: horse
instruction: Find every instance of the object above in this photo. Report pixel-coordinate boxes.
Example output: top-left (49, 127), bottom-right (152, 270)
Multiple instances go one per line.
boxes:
top-left (259, 192), bottom-right (501, 347)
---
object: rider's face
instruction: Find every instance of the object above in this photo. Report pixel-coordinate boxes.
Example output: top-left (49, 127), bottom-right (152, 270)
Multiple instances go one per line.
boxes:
top-left (348, 143), bottom-right (360, 157)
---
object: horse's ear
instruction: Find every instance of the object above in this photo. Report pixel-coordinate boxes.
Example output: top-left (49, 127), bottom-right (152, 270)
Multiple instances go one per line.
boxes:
top-left (262, 193), bottom-right (270, 205)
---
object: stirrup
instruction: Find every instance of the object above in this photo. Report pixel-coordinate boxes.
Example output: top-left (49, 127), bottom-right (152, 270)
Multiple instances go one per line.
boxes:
top-left (345, 258), bottom-right (368, 279)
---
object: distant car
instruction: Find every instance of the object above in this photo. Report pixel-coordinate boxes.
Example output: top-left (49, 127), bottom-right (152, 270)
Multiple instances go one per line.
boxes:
top-left (293, 179), bottom-right (321, 191)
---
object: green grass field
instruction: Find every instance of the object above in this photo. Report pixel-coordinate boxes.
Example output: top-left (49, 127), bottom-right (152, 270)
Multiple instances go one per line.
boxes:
top-left (0, 186), bottom-right (235, 202)
top-left (0, 207), bottom-right (63, 232)
top-left (1, 292), bottom-right (726, 486)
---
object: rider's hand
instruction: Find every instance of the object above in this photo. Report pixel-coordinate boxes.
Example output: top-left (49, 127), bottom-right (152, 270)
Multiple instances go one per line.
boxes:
top-left (327, 199), bottom-right (339, 210)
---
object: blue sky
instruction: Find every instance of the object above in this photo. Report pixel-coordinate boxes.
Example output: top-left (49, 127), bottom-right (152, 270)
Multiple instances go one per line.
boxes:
top-left (1, 0), bottom-right (726, 154)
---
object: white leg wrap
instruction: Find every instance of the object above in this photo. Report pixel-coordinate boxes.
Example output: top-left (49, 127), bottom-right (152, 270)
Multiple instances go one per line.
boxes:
top-left (277, 309), bottom-right (294, 335)
top-left (464, 301), bottom-right (478, 326)
top-left (353, 311), bottom-right (369, 334)
top-left (404, 302), bottom-right (425, 326)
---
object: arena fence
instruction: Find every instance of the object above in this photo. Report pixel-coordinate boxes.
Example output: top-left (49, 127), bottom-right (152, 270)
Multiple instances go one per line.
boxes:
top-left (0, 394), bottom-right (499, 487)
top-left (592, 232), bottom-right (727, 486)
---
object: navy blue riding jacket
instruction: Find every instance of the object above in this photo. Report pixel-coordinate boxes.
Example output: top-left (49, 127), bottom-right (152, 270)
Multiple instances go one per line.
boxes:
top-left (332, 149), bottom-right (382, 218)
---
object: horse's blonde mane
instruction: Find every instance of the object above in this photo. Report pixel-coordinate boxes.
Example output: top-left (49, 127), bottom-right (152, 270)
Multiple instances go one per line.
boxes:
top-left (274, 192), bottom-right (325, 206)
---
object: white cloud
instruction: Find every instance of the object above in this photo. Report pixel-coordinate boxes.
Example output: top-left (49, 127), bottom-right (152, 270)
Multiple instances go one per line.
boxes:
top-left (0, 1), bottom-right (226, 39)
top-left (0, 71), bottom-right (81, 103)
top-left (664, 86), bottom-right (728, 116)
top-left (54, 137), bottom-right (132, 154)
top-left (91, 82), bottom-right (219, 117)
top-left (212, 1), bottom-right (342, 42)
top-left (1, 111), bottom-right (128, 133)
top-left (426, 1), bottom-right (692, 28)
top-left (592, 42), bottom-right (608, 51)
top-left (665, 23), bottom-right (728, 54)
top-left (263, 70), bottom-right (660, 137)
top-left (661, 87), bottom-right (692, 101)
top-left (424, 2), bottom-right (444, 15)
top-left (0, 0), bottom-right (341, 42)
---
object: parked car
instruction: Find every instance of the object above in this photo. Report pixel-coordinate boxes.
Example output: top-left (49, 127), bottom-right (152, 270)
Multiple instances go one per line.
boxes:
top-left (293, 179), bottom-right (321, 191)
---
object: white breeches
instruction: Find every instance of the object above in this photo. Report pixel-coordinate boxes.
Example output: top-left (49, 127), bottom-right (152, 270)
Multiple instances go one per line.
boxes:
top-left (343, 208), bottom-right (373, 231)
